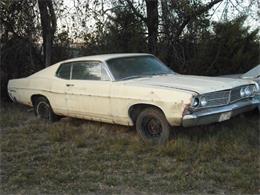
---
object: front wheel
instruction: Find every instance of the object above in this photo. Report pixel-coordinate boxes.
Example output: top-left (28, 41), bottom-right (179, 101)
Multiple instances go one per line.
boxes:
top-left (136, 107), bottom-right (170, 144)
top-left (34, 97), bottom-right (59, 122)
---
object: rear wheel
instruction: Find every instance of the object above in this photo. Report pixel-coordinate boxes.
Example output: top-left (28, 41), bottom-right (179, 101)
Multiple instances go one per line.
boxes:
top-left (136, 107), bottom-right (170, 144)
top-left (34, 97), bottom-right (59, 122)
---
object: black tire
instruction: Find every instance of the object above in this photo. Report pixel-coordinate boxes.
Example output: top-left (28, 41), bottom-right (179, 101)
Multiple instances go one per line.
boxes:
top-left (136, 107), bottom-right (170, 144)
top-left (34, 97), bottom-right (60, 122)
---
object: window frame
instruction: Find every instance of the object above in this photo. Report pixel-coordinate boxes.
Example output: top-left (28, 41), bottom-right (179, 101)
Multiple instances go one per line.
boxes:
top-left (55, 63), bottom-right (72, 80)
top-left (56, 60), bottom-right (112, 81)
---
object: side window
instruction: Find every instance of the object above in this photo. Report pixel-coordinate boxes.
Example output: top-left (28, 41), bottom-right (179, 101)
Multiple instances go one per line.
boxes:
top-left (72, 61), bottom-right (102, 80)
top-left (56, 63), bottom-right (71, 79)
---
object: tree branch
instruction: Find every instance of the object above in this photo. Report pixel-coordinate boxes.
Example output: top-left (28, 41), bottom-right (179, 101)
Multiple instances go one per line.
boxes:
top-left (125, 0), bottom-right (147, 23)
top-left (176, 0), bottom-right (223, 38)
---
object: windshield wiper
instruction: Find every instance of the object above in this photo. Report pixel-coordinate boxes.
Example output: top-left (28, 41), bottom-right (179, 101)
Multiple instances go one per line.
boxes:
top-left (119, 75), bottom-right (144, 81)
top-left (118, 72), bottom-right (173, 81)
top-left (147, 72), bottom-right (172, 76)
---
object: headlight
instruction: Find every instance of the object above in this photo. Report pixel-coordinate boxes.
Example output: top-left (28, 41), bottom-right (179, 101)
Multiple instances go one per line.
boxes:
top-left (200, 97), bottom-right (207, 106)
top-left (240, 88), bottom-right (245, 97)
top-left (240, 86), bottom-right (254, 97)
top-left (192, 97), bottom-right (200, 107)
top-left (244, 86), bottom-right (252, 96)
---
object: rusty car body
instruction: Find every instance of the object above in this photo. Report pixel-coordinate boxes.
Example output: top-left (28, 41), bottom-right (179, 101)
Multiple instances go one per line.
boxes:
top-left (8, 54), bottom-right (260, 143)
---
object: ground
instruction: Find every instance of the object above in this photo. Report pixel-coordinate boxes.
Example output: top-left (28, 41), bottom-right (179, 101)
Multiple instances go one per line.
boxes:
top-left (0, 102), bottom-right (259, 194)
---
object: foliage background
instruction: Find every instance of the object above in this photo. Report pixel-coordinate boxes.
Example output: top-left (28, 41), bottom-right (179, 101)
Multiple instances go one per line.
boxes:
top-left (1, 0), bottom-right (259, 100)
top-left (0, 1), bottom-right (259, 194)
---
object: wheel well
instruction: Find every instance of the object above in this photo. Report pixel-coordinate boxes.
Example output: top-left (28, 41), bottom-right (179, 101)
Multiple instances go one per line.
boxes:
top-left (31, 94), bottom-right (48, 106)
top-left (128, 104), bottom-right (165, 123)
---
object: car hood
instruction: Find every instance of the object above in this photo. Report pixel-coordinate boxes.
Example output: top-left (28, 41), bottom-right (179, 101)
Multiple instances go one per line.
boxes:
top-left (122, 74), bottom-right (253, 94)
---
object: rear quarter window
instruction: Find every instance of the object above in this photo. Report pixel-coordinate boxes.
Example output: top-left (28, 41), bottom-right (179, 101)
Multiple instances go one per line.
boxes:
top-left (56, 63), bottom-right (71, 79)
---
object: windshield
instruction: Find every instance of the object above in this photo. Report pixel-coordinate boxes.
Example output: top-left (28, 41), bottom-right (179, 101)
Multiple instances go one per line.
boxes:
top-left (106, 56), bottom-right (174, 80)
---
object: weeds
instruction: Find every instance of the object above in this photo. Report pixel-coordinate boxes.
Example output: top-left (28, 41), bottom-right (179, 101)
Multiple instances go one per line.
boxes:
top-left (0, 103), bottom-right (259, 194)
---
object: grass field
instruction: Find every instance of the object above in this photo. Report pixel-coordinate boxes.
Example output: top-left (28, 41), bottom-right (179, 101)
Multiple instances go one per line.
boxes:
top-left (0, 102), bottom-right (259, 194)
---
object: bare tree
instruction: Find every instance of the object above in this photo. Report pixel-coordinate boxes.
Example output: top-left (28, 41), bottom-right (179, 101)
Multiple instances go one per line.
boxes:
top-left (175, 0), bottom-right (223, 39)
top-left (38, 0), bottom-right (56, 67)
top-left (126, 0), bottom-right (159, 54)
top-left (161, 0), bottom-right (224, 66)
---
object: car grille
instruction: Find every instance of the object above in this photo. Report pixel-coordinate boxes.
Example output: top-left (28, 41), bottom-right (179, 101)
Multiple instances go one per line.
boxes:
top-left (200, 84), bottom-right (255, 108)
top-left (203, 90), bottom-right (230, 107)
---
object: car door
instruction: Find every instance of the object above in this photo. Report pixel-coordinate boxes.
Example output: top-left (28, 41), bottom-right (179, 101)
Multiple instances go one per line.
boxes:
top-left (65, 61), bottom-right (112, 122)
top-left (50, 62), bottom-right (72, 115)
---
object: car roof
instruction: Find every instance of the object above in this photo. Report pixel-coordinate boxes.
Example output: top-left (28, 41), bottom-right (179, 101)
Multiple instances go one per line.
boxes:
top-left (29, 53), bottom-right (153, 78)
top-left (60, 53), bottom-right (153, 63)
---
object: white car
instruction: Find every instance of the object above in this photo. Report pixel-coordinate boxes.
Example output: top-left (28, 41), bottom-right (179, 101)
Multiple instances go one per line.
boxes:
top-left (222, 65), bottom-right (260, 111)
top-left (241, 65), bottom-right (260, 79)
top-left (8, 54), bottom-right (260, 144)
top-left (242, 65), bottom-right (260, 111)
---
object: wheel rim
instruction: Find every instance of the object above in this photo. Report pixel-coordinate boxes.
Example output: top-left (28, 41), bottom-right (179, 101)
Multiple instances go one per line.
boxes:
top-left (142, 116), bottom-right (162, 137)
top-left (36, 101), bottom-right (50, 120)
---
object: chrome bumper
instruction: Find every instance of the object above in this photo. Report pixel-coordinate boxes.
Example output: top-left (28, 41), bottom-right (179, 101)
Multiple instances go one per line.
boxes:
top-left (182, 98), bottom-right (260, 127)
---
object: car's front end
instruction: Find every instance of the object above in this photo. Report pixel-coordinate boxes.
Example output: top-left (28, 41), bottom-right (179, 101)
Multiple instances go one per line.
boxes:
top-left (252, 79), bottom-right (260, 111)
top-left (104, 54), bottom-right (259, 129)
top-left (240, 65), bottom-right (260, 112)
top-left (182, 84), bottom-right (259, 127)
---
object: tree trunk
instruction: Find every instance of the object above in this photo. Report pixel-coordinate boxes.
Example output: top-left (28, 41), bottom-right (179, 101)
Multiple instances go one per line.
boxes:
top-left (145, 0), bottom-right (158, 54)
top-left (38, 0), bottom-right (56, 67)
top-left (125, 0), bottom-right (159, 54)
top-left (161, 0), bottom-right (172, 64)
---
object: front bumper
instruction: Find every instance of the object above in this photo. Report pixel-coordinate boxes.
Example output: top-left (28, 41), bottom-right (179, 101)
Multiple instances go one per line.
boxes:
top-left (182, 98), bottom-right (259, 127)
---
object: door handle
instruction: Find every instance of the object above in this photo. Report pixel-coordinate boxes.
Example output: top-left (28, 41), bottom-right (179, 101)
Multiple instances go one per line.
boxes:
top-left (66, 84), bottom-right (74, 87)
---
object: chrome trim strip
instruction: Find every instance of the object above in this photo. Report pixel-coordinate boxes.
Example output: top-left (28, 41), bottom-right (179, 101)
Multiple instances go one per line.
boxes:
top-left (70, 63), bottom-right (73, 79)
top-left (103, 61), bottom-right (115, 81)
top-left (207, 97), bottom-right (229, 101)
top-left (228, 89), bottom-right (232, 103)
top-left (150, 84), bottom-right (199, 94)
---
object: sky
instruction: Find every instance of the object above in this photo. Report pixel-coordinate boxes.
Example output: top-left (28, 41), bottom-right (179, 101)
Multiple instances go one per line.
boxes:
top-left (57, 0), bottom-right (259, 39)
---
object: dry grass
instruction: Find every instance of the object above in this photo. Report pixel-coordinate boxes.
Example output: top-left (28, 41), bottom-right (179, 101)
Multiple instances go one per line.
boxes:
top-left (0, 102), bottom-right (259, 194)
